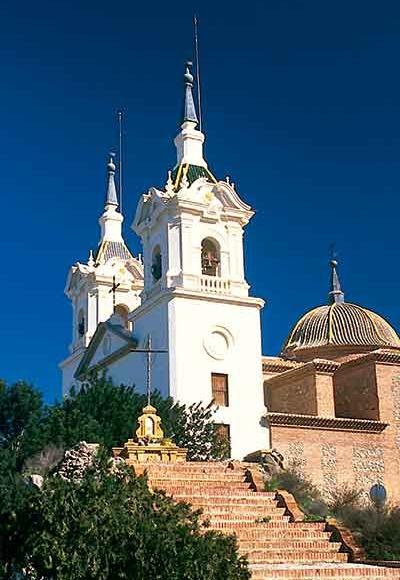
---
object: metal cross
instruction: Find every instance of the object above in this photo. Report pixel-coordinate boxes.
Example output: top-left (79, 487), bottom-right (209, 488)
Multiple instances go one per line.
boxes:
top-left (131, 334), bottom-right (167, 406)
top-left (109, 275), bottom-right (120, 313)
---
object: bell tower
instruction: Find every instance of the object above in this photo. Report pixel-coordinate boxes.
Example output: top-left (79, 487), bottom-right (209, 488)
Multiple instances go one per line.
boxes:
top-left (135, 63), bottom-right (251, 304)
top-left (60, 155), bottom-right (143, 394)
top-left (128, 63), bottom-right (267, 458)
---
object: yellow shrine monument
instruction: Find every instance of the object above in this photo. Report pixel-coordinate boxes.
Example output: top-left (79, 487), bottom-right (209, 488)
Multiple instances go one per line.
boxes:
top-left (112, 404), bottom-right (187, 464)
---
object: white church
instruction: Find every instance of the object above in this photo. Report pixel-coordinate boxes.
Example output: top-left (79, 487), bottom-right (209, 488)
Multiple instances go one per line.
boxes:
top-left (60, 63), bottom-right (267, 459)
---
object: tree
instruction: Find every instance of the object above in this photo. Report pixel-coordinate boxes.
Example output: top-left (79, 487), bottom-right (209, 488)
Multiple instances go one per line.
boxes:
top-left (44, 373), bottom-right (229, 461)
top-left (171, 401), bottom-right (230, 461)
top-left (11, 452), bottom-right (249, 580)
top-left (0, 446), bottom-right (35, 578)
top-left (44, 374), bottom-right (144, 452)
top-left (0, 374), bottom-right (229, 470)
top-left (0, 380), bottom-right (48, 468)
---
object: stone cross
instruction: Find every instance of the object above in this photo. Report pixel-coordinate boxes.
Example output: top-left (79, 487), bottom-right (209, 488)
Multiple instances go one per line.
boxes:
top-left (109, 275), bottom-right (121, 312)
top-left (132, 334), bottom-right (167, 405)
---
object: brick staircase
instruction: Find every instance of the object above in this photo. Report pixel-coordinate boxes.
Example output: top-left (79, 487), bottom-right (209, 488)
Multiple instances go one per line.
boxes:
top-left (135, 461), bottom-right (399, 579)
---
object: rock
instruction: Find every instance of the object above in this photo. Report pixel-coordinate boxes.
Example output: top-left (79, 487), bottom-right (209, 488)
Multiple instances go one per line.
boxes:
top-left (29, 473), bottom-right (44, 489)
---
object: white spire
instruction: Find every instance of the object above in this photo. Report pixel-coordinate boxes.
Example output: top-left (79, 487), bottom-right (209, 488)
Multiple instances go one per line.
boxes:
top-left (174, 61), bottom-right (207, 168)
top-left (99, 154), bottom-right (123, 242)
top-left (87, 249), bottom-right (95, 267)
top-left (105, 154), bottom-right (118, 206)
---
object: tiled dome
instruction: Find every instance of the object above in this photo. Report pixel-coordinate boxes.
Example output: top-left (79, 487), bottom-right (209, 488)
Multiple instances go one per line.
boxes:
top-left (283, 302), bottom-right (400, 354)
top-left (282, 260), bottom-right (400, 360)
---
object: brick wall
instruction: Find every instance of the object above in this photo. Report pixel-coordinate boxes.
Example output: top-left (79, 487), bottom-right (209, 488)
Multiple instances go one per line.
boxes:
top-left (265, 372), bottom-right (317, 415)
top-left (270, 424), bottom-right (400, 503)
top-left (334, 362), bottom-right (379, 420)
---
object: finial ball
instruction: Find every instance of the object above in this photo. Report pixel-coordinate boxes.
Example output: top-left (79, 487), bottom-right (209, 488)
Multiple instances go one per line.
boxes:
top-left (331, 259), bottom-right (338, 268)
top-left (107, 152), bottom-right (116, 173)
top-left (184, 61), bottom-right (194, 85)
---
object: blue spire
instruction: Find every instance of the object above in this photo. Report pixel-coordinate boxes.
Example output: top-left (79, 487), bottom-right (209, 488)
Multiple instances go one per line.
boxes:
top-left (182, 61), bottom-right (198, 125)
top-left (329, 259), bottom-right (345, 304)
top-left (105, 154), bottom-right (118, 207)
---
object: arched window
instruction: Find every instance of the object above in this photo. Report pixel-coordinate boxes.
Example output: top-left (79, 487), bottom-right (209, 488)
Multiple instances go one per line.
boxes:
top-left (77, 309), bottom-right (85, 337)
top-left (201, 238), bottom-right (220, 276)
top-left (114, 304), bottom-right (130, 329)
top-left (151, 245), bottom-right (162, 282)
top-left (145, 416), bottom-right (155, 437)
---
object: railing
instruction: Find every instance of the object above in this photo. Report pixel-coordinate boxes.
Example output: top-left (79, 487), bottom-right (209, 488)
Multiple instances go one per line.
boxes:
top-left (199, 275), bottom-right (231, 294)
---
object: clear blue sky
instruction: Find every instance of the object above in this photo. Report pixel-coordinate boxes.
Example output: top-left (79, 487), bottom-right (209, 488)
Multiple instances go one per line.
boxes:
top-left (2, 0), bottom-right (400, 402)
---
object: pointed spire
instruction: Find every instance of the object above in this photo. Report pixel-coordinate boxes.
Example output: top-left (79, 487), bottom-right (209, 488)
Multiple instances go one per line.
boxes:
top-left (105, 153), bottom-right (118, 207)
top-left (181, 167), bottom-right (189, 189)
top-left (182, 61), bottom-right (198, 125)
top-left (165, 170), bottom-right (174, 195)
top-left (88, 249), bottom-right (95, 267)
top-left (174, 61), bottom-right (206, 167)
top-left (329, 259), bottom-right (345, 304)
top-left (99, 153), bottom-right (124, 243)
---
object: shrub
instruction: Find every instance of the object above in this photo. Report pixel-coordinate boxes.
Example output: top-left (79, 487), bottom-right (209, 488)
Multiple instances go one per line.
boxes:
top-left (265, 461), bottom-right (328, 519)
top-left (2, 451), bottom-right (250, 580)
top-left (329, 493), bottom-right (400, 561)
top-left (327, 483), bottom-right (363, 515)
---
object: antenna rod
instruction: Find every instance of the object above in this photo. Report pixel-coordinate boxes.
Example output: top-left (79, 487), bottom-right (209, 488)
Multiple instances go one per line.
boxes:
top-left (118, 110), bottom-right (123, 213)
top-left (194, 14), bottom-right (203, 132)
top-left (147, 334), bottom-right (152, 406)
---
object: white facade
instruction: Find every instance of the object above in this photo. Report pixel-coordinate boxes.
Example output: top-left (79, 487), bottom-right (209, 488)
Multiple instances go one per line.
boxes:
top-left (60, 66), bottom-right (269, 458)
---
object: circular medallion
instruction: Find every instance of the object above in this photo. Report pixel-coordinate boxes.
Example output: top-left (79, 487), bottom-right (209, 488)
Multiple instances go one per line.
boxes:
top-left (203, 327), bottom-right (232, 360)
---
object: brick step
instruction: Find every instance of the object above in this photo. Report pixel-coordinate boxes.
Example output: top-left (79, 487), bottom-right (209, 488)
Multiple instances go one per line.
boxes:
top-left (136, 461), bottom-right (232, 471)
top-left (205, 516), bottom-right (288, 525)
top-left (150, 478), bottom-right (251, 486)
top-left (170, 490), bottom-right (275, 499)
top-left (209, 518), bottom-right (296, 530)
top-left (150, 484), bottom-right (252, 494)
top-left (244, 549), bottom-right (348, 565)
top-left (239, 540), bottom-right (341, 551)
top-left (209, 522), bottom-right (327, 534)
top-left (235, 530), bottom-right (333, 542)
top-left (147, 474), bottom-right (247, 484)
top-left (205, 512), bottom-right (289, 523)
top-left (250, 563), bottom-right (400, 579)
top-left (175, 495), bottom-right (277, 506)
top-left (189, 504), bottom-right (286, 516)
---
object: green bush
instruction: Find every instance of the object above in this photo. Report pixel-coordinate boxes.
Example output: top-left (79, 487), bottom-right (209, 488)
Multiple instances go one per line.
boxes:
top-left (329, 493), bottom-right (400, 561)
top-left (265, 461), bottom-right (328, 519)
top-left (1, 451), bottom-right (250, 580)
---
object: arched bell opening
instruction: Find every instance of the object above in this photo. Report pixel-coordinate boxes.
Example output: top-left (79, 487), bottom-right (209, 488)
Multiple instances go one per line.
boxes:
top-left (77, 308), bottom-right (85, 337)
top-left (201, 238), bottom-right (220, 277)
top-left (151, 245), bottom-right (162, 282)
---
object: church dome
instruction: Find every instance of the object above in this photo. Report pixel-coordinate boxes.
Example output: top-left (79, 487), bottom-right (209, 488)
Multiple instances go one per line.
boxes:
top-left (282, 261), bottom-right (400, 361)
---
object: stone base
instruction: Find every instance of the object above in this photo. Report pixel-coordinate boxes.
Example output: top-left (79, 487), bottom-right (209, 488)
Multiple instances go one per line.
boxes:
top-left (112, 439), bottom-right (187, 465)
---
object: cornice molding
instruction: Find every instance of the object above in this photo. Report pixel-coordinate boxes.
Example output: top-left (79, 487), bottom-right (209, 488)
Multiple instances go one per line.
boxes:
top-left (264, 358), bottom-right (340, 386)
top-left (130, 286), bottom-right (265, 322)
top-left (266, 412), bottom-right (388, 433)
top-left (336, 348), bottom-right (400, 372)
top-left (262, 357), bottom-right (301, 374)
